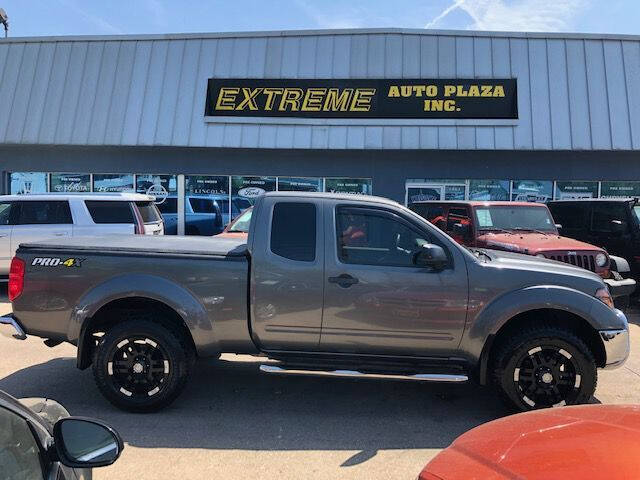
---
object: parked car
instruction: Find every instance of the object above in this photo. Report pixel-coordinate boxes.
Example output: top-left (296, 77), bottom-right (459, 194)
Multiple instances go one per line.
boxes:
top-left (408, 201), bottom-right (636, 307)
top-left (216, 206), bottom-right (252, 239)
top-left (3, 192), bottom-right (629, 413)
top-left (0, 389), bottom-right (123, 480)
top-left (548, 198), bottom-right (640, 284)
top-left (160, 194), bottom-right (253, 235)
top-left (418, 404), bottom-right (640, 480)
top-left (0, 193), bottom-right (163, 279)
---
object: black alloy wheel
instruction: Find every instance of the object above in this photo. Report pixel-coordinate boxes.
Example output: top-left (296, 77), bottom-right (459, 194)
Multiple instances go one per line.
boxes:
top-left (107, 335), bottom-right (170, 400)
top-left (92, 318), bottom-right (193, 412)
top-left (493, 325), bottom-right (597, 411)
top-left (512, 345), bottom-right (580, 408)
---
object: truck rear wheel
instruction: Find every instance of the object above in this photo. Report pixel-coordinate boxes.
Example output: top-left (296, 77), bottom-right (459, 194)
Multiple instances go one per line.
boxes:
top-left (492, 326), bottom-right (597, 411)
top-left (92, 319), bottom-right (193, 412)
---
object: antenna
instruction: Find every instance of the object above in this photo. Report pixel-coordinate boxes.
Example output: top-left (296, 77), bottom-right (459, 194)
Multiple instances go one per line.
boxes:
top-left (0, 9), bottom-right (8, 38)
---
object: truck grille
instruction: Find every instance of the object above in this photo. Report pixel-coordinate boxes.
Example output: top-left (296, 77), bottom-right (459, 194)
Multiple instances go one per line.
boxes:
top-left (547, 254), bottom-right (596, 272)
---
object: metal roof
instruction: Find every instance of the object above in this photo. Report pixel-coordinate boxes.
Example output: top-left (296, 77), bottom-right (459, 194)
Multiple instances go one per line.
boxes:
top-left (0, 28), bottom-right (638, 151)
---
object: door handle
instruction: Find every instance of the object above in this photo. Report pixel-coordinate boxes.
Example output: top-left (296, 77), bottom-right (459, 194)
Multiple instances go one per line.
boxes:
top-left (328, 274), bottom-right (359, 288)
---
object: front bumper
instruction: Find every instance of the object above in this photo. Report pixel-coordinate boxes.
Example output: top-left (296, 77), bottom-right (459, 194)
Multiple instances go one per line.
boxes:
top-left (0, 314), bottom-right (26, 340)
top-left (600, 309), bottom-right (630, 369)
top-left (604, 277), bottom-right (636, 298)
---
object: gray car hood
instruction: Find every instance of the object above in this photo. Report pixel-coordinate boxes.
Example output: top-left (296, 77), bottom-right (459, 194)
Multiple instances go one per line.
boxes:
top-left (19, 235), bottom-right (248, 257)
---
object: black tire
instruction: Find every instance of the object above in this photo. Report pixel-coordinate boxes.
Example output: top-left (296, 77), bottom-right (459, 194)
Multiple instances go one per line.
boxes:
top-left (492, 325), bottom-right (597, 412)
top-left (92, 318), bottom-right (193, 412)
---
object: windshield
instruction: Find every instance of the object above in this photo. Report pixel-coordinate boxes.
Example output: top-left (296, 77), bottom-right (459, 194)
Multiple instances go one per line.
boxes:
top-left (474, 206), bottom-right (557, 233)
top-left (228, 208), bottom-right (253, 233)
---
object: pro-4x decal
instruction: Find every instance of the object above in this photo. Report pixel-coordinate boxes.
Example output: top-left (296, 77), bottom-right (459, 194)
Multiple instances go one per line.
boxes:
top-left (31, 257), bottom-right (84, 267)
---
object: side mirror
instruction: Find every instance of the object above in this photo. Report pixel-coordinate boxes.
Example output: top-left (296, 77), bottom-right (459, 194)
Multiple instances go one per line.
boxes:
top-left (451, 222), bottom-right (470, 237)
top-left (53, 417), bottom-right (123, 469)
top-left (414, 243), bottom-right (448, 270)
top-left (555, 223), bottom-right (562, 231)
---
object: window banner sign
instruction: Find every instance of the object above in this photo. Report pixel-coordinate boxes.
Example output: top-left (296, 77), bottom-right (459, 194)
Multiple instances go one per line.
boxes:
top-left (469, 180), bottom-right (510, 200)
top-left (277, 177), bottom-right (322, 192)
top-left (50, 173), bottom-right (91, 193)
top-left (205, 78), bottom-right (518, 119)
top-left (231, 176), bottom-right (276, 199)
top-left (511, 180), bottom-right (552, 203)
top-left (600, 181), bottom-right (640, 198)
top-left (324, 178), bottom-right (372, 195)
top-left (186, 175), bottom-right (229, 195)
top-left (554, 181), bottom-right (599, 200)
top-left (93, 174), bottom-right (134, 192)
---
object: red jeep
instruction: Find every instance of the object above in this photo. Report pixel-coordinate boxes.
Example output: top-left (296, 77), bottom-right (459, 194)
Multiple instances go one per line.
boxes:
top-left (409, 201), bottom-right (635, 307)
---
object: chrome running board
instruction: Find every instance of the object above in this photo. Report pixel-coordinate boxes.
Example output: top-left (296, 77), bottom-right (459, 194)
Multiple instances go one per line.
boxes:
top-left (259, 364), bottom-right (468, 382)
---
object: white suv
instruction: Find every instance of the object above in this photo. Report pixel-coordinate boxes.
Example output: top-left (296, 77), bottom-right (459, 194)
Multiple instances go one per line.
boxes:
top-left (0, 193), bottom-right (163, 278)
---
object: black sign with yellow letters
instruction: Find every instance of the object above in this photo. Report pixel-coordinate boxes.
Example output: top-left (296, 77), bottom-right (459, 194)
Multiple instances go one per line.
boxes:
top-left (205, 78), bottom-right (517, 119)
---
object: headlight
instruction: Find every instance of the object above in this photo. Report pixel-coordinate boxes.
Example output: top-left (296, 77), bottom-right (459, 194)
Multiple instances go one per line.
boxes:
top-left (595, 287), bottom-right (614, 309)
top-left (536, 253), bottom-right (546, 258)
top-left (595, 253), bottom-right (608, 267)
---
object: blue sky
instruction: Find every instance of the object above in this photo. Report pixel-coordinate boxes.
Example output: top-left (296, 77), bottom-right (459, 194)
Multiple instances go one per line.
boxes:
top-left (1, 0), bottom-right (638, 37)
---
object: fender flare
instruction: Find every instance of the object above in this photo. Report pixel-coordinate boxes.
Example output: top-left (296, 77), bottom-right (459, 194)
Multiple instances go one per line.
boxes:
top-left (465, 285), bottom-right (623, 384)
top-left (70, 274), bottom-right (217, 369)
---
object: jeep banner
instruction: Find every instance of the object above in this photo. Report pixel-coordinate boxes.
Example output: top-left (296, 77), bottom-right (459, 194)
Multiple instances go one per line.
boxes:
top-left (205, 78), bottom-right (518, 119)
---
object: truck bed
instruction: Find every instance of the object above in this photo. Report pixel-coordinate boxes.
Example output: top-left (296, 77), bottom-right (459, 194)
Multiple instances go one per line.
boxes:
top-left (20, 235), bottom-right (248, 257)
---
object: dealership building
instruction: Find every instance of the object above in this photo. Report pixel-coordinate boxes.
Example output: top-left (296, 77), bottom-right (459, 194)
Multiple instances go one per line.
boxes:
top-left (0, 27), bottom-right (639, 232)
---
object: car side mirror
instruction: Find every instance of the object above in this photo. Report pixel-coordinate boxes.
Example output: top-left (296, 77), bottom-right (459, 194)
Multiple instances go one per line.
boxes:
top-left (414, 243), bottom-right (448, 270)
top-left (452, 222), bottom-right (470, 237)
top-left (53, 417), bottom-right (123, 469)
top-left (555, 223), bottom-right (562, 231)
top-left (610, 220), bottom-right (626, 235)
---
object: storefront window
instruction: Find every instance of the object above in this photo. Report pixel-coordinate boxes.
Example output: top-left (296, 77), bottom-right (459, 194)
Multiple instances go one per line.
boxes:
top-left (10, 172), bottom-right (48, 194)
top-left (93, 174), bottom-right (134, 192)
top-left (554, 181), bottom-right (599, 200)
top-left (324, 178), bottom-right (372, 195)
top-left (184, 175), bottom-right (230, 235)
top-left (407, 186), bottom-right (442, 205)
top-left (137, 174), bottom-right (178, 235)
top-left (511, 180), bottom-right (553, 203)
top-left (469, 180), bottom-right (510, 201)
top-left (444, 185), bottom-right (466, 200)
top-left (50, 173), bottom-right (91, 193)
top-left (231, 176), bottom-right (276, 220)
top-left (277, 177), bottom-right (322, 192)
top-left (600, 181), bottom-right (640, 198)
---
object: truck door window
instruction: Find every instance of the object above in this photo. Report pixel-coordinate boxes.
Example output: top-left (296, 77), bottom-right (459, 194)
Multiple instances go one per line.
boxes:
top-left (592, 203), bottom-right (629, 233)
top-left (270, 202), bottom-right (316, 262)
top-left (16, 201), bottom-right (72, 225)
top-left (336, 207), bottom-right (428, 267)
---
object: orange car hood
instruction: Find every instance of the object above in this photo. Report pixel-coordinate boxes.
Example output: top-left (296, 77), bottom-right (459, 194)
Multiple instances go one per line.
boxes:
top-left (423, 405), bottom-right (640, 480)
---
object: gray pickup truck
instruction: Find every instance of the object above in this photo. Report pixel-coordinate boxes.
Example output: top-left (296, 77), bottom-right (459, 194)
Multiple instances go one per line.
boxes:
top-left (1, 192), bottom-right (630, 413)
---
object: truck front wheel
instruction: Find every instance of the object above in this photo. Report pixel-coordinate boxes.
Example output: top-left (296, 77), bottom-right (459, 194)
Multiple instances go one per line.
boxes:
top-left (92, 319), bottom-right (193, 412)
top-left (492, 326), bottom-right (597, 411)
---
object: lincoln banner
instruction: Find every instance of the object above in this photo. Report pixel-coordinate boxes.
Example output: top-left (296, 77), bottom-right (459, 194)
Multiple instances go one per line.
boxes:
top-left (205, 78), bottom-right (517, 119)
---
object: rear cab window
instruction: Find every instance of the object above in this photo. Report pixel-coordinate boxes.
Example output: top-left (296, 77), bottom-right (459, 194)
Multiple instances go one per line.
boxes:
top-left (16, 201), bottom-right (72, 225)
top-left (270, 202), bottom-right (316, 261)
top-left (135, 201), bottom-right (162, 224)
top-left (85, 201), bottom-right (135, 224)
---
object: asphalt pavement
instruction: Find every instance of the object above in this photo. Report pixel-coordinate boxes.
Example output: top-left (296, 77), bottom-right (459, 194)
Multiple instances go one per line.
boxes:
top-left (1, 291), bottom-right (639, 480)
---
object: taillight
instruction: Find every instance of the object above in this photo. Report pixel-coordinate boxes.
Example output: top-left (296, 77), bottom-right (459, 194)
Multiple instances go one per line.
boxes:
top-left (8, 257), bottom-right (25, 302)
top-left (132, 204), bottom-right (145, 234)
